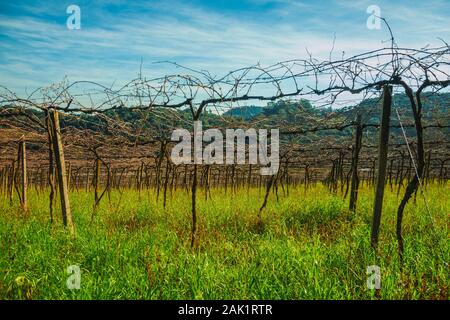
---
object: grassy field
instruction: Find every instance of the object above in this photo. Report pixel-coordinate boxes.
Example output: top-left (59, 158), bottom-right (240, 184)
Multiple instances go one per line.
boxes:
top-left (0, 182), bottom-right (448, 299)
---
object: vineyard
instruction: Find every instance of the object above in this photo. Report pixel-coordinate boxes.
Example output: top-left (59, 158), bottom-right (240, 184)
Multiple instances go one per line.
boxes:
top-left (0, 42), bottom-right (449, 299)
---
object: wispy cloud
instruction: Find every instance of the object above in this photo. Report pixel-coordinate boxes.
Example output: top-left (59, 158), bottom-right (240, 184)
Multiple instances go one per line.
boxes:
top-left (0, 0), bottom-right (448, 94)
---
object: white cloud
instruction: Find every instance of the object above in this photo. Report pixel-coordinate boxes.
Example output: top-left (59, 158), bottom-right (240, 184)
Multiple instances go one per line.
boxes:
top-left (0, 0), bottom-right (448, 96)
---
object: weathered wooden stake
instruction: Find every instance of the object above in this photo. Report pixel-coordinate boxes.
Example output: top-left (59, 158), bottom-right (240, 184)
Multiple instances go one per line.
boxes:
top-left (349, 114), bottom-right (363, 211)
top-left (45, 110), bottom-right (55, 224)
top-left (371, 85), bottom-right (392, 248)
top-left (94, 158), bottom-right (101, 206)
top-left (50, 110), bottom-right (75, 234)
top-left (19, 140), bottom-right (28, 212)
top-left (190, 164), bottom-right (198, 248)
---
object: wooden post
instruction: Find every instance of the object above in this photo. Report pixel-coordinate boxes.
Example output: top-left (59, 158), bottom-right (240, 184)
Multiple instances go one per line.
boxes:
top-left (247, 164), bottom-right (252, 194)
top-left (0, 167), bottom-right (5, 196)
top-left (163, 159), bottom-right (170, 208)
top-left (9, 160), bottom-right (15, 206)
top-left (19, 140), bottom-right (28, 212)
top-left (94, 158), bottom-right (101, 206)
top-left (349, 114), bottom-right (363, 211)
top-left (190, 164), bottom-right (198, 248)
top-left (85, 167), bottom-right (90, 192)
top-left (67, 162), bottom-right (72, 191)
top-left (3, 167), bottom-right (7, 196)
top-left (371, 85), bottom-right (392, 248)
top-left (49, 110), bottom-right (75, 234)
top-left (45, 110), bottom-right (55, 224)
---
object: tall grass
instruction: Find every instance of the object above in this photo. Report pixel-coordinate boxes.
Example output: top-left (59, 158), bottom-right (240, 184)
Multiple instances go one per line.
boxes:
top-left (0, 182), bottom-right (448, 299)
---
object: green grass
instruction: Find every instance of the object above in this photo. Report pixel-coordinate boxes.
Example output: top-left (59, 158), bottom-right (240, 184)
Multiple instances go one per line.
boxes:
top-left (0, 182), bottom-right (448, 299)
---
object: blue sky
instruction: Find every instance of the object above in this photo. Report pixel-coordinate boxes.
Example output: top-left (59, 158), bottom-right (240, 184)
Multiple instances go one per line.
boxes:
top-left (0, 0), bottom-right (449, 94)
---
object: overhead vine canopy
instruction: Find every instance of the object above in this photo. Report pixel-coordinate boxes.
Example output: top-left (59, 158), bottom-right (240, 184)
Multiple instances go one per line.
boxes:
top-left (0, 38), bottom-right (449, 251)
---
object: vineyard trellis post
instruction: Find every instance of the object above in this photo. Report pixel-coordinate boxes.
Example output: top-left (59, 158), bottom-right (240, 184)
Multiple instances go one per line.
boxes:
top-left (371, 85), bottom-right (392, 248)
top-left (94, 157), bottom-right (101, 206)
top-left (49, 109), bottom-right (75, 235)
top-left (349, 113), bottom-right (363, 211)
top-left (20, 140), bottom-right (28, 212)
top-left (8, 160), bottom-right (15, 206)
top-left (45, 110), bottom-right (55, 224)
